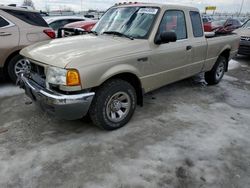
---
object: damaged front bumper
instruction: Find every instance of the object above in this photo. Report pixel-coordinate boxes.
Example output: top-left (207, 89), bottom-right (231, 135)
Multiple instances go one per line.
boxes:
top-left (19, 75), bottom-right (95, 120)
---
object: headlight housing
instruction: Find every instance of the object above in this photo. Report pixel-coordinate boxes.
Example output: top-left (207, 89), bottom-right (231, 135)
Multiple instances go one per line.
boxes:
top-left (46, 67), bottom-right (81, 86)
top-left (46, 67), bottom-right (67, 85)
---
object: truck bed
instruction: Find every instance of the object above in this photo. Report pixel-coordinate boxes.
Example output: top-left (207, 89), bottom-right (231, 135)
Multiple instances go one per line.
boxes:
top-left (203, 33), bottom-right (239, 72)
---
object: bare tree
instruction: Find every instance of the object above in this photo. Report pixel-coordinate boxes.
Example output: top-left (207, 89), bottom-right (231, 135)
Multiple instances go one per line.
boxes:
top-left (22, 0), bottom-right (35, 9)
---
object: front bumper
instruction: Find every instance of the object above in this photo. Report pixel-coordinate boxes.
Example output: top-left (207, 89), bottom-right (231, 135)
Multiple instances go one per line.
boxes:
top-left (238, 40), bottom-right (250, 55)
top-left (19, 75), bottom-right (95, 120)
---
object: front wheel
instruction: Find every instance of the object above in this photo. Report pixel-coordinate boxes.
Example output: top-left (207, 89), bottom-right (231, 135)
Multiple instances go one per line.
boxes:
top-left (205, 56), bottom-right (227, 85)
top-left (89, 79), bottom-right (137, 130)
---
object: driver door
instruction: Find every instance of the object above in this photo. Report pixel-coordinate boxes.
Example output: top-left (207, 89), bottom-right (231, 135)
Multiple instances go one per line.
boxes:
top-left (146, 10), bottom-right (192, 91)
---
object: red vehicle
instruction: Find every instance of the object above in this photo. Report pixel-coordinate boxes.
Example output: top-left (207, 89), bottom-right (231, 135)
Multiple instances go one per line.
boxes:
top-left (202, 18), bottom-right (212, 32)
top-left (64, 20), bottom-right (98, 32)
top-left (203, 22), bottom-right (212, 32)
top-left (213, 18), bottom-right (242, 34)
top-left (203, 18), bottom-right (242, 34)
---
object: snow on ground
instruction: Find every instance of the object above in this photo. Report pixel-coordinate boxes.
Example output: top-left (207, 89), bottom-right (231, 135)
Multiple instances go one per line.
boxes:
top-left (228, 59), bottom-right (241, 70)
top-left (0, 84), bottom-right (23, 99)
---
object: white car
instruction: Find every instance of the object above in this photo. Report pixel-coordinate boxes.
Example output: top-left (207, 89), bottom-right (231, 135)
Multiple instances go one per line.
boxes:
top-left (44, 16), bottom-right (89, 31)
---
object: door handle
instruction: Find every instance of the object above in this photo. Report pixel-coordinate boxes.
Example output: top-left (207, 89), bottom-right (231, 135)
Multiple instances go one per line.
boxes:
top-left (0, 32), bottom-right (12, 36)
top-left (137, 57), bottom-right (148, 62)
top-left (186, 45), bottom-right (192, 51)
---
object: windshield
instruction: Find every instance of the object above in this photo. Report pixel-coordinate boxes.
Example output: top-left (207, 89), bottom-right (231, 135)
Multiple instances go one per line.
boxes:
top-left (243, 20), bottom-right (250, 28)
top-left (92, 6), bottom-right (159, 39)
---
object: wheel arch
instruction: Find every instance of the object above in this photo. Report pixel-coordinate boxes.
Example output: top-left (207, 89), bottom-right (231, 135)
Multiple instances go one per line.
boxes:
top-left (218, 48), bottom-right (231, 72)
top-left (94, 71), bottom-right (144, 106)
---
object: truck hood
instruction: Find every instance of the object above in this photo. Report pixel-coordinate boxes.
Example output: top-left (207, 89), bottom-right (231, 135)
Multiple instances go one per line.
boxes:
top-left (20, 34), bottom-right (148, 68)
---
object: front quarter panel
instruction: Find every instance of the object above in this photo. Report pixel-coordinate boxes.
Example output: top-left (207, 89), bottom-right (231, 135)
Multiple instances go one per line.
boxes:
top-left (79, 58), bottom-right (142, 89)
top-left (65, 40), bottom-right (152, 90)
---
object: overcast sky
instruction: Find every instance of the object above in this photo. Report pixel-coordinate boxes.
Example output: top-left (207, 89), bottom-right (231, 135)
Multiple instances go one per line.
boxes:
top-left (1, 0), bottom-right (249, 13)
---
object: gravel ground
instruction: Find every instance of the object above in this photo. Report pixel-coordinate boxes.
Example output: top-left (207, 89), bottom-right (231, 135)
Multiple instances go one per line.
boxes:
top-left (0, 56), bottom-right (250, 188)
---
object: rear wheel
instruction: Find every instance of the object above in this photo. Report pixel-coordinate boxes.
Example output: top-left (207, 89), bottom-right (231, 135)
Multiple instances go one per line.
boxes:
top-left (8, 54), bottom-right (30, 83)
top-left (89, 79), bottom-right (137, 130)
top-left (205, 56), bottom-right (227, 85)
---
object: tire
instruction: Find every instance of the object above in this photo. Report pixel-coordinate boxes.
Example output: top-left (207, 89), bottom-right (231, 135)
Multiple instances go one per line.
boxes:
top-left (89, 79), bottom-right (137, 130)
top-left (205, 56), bottom-right (227, 85)
top-left (7, 54), bottom-right (30, 83)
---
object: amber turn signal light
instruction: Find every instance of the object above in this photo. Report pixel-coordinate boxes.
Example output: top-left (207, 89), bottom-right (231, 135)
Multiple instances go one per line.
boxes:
top-left (66, 69), bottom-right (81, 86)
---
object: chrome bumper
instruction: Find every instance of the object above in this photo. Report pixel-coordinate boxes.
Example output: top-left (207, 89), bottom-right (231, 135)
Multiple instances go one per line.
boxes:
top-left (19, 75), bottom-right (95, 120)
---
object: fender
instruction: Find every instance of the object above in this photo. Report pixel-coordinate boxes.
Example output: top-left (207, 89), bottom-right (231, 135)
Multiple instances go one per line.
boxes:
top-left (98, 64), bottom-right (141, 86)
top-left (217, 45), bottom-right (231, 58)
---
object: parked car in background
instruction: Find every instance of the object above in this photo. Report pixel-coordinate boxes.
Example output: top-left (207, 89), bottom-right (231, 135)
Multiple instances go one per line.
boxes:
top-left (19, 3), bottom-right (239, 130)
top-left (64, 20), bottom-right (98, 32)
top-left (211, 20), bottom-right (226, 27)
top-left (40, 11), bottom-right (49, 17)
top-left (236, 17), bottom-right (246, 24)
top-left (202, 15), bottom-right (213, 22)
top-left (0, 5), bottom-right (55, 82)
top-left (236, 19), bottom-right (250, 56)
top-left (202, 17), bottom-right (213, 32)
top-left (44, 16), bottom-right (88, 31)
top-left (57, 20), bottom-right (98, 38)
top-left (213, 18), bottom-right (242, 34)
top-left (84, 14), bottom-right (95, 19)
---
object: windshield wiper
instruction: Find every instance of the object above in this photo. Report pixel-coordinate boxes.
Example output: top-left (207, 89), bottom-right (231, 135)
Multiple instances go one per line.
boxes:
top-left (103, 31), bottom-right (134, 40)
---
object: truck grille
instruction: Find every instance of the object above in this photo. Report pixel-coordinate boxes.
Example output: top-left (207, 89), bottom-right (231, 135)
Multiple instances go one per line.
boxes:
top-left (30, 63), bottom-right (45, 77)
top-left (30, 62), bottom-right (46, 88)
top-left (241, 36), bottom-right (250, 41)
top-left (238, 45), bottom-right (250, 55)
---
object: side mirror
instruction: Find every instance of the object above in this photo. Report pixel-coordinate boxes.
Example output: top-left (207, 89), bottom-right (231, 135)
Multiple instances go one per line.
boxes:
top-left (155, 31), bottom-right (177, 44)
top-left (205, 32), bottom-right (215, 38)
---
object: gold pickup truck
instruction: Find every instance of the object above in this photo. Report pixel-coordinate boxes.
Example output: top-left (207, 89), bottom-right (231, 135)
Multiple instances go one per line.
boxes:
top-left (19, 3), bottom-right (240, 130)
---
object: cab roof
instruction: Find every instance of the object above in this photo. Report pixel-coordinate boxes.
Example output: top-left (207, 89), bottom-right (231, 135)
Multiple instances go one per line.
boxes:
top-left (113, 2), bottom-right (199, 12)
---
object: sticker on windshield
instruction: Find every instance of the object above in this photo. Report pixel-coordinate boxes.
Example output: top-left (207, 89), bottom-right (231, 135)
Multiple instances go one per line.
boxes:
top-left (138, 8), bottom-right (158, 15)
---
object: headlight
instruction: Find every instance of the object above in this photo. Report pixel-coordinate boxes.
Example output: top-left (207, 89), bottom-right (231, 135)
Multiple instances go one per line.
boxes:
top-left (46, 67), bottom-right (81, 86)
top-left (46, 67), bottom-right (67, 85)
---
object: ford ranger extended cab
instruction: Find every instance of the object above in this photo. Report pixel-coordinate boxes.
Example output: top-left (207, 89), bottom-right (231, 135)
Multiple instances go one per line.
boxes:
top-left (19, 3), bottom-right (240, 130)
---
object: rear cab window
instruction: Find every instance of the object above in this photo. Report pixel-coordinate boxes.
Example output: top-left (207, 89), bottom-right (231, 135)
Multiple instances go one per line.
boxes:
top-left (190, 11), bottom-right (204, 37)
top-left (3, 9), bottom-right (48, 27)
top-left (157, 10), bottom-right (187, 40)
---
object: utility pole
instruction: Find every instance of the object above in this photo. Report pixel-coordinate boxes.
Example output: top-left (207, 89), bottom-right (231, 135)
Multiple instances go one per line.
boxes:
top-left (81, 0), bottom-right (83, 15)
top-left (239, 0), bottom-right (245, 16)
